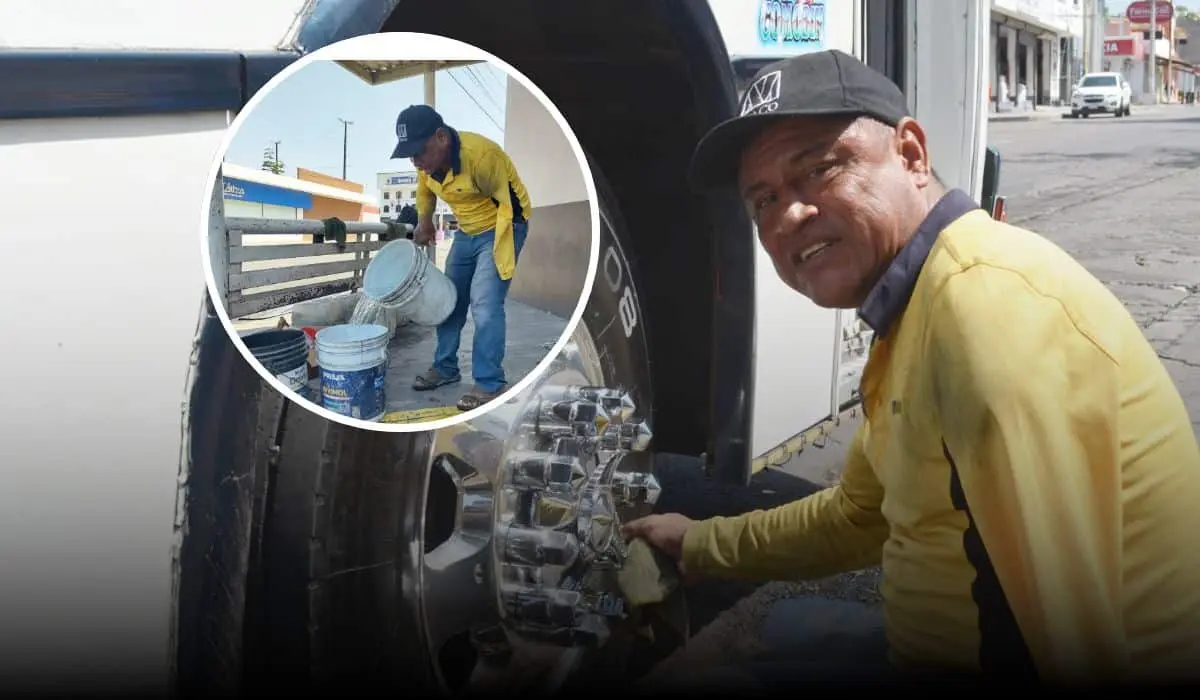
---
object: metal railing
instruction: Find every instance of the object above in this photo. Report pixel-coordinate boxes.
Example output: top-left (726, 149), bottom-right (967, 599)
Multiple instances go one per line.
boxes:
top-left (221, 217), bottom-right (413, 319)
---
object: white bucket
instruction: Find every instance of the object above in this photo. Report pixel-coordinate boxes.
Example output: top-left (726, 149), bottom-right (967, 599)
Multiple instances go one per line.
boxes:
top-left (315, 323), bottom-right (390, 422)
top-left (362, 239), bottom-right (457, 326)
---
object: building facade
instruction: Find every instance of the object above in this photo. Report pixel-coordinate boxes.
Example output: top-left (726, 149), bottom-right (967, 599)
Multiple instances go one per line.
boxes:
top-left (375, 170), bottom-right (453, 225)
top-left (223, 162), bottom-right (379, 224)
top-left (990, 0), bottom-right (1108, 109)
top-left (1104, 6), bottom-right (1197, 103)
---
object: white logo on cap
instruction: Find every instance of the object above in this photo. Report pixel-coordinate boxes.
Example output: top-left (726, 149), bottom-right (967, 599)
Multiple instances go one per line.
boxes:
top-left (740, 70), bottom-right (781, 116)
top-left (397, 123), bottom-right (407, 141)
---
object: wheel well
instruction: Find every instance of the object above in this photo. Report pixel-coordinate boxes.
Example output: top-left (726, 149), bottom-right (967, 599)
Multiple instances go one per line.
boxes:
top-left (384, 0), bottom-right (738, 456)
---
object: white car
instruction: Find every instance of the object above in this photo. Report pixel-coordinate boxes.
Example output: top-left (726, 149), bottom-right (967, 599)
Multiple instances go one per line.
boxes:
top-left (1070, 72), bottom-right (1133, 118)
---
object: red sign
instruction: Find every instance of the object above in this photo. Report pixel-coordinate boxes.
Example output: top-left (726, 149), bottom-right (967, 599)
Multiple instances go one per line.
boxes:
top-left (1126, 0), bottom-right (1174, 24)
top-left (1103, 38), bottom-right (1136, 56)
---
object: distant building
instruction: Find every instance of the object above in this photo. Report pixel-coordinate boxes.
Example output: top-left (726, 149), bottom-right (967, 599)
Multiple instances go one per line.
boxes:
top-left (990, 0), bottom-right (1106, 109)
top-left (223, 162), bottom-right (380, 223)
top-left (1104, 9), bottom-right (1198, 102)
top-left (376, 170), bottom-right (454, 228)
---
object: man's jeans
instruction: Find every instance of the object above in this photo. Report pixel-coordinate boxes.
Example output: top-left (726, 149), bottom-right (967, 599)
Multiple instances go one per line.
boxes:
top-left (432, 223), bottom-right (528, 394)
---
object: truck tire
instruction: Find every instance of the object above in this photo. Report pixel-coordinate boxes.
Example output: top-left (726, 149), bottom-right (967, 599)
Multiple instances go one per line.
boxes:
top-left (170, 157), bottom-right (655, 696)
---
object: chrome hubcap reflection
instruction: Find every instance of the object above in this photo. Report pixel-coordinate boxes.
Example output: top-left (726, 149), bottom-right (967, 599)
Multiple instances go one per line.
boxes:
top-left (415, 322), bottom-right (658, 692)
top-left (492, 382), bottom-right (657, 646)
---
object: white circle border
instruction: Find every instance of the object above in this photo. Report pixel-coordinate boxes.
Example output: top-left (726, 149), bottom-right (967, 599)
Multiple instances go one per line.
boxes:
top-left (198, 31), bottom-right (601, 434)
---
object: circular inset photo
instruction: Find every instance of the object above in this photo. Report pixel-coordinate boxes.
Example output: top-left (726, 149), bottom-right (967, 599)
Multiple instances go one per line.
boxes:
top-left (201, 33), bottom-right (599, 432)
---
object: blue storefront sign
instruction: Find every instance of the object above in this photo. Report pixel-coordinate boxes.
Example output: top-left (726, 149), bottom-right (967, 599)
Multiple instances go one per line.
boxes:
top-left (222, 177), bottom-right (313, 210)
top-left (387, 173), bottom-right (418, 185)
top-left (757, 0), bottom-right (826, 52)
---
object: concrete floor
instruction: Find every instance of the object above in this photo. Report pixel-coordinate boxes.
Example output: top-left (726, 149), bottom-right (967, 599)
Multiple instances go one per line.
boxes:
top-left (304, 298), bottom-right (568, 417)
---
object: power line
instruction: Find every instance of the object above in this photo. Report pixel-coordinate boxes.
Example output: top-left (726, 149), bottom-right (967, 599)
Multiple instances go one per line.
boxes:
top-left (460, 66), bottom-right (503, 121)
top-left (465, 65), bottom-right (503, 114)
top-left (448, 69), bottom-right (503, 132)
top-left (479, 63), bottom-right (508, 95)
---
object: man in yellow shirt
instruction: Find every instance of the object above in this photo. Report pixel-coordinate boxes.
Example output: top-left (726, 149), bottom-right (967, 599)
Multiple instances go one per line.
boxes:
top-left (625, 50), bottom-right (1200, 688)
top-left (390, 104), bottom-right (533, 411)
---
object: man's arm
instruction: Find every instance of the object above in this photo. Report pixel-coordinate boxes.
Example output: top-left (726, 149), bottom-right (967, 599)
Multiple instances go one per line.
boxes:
top-left (473, 150), bottom-right (518, 281)
top-left (929, 265), bottom-right (1125, 682)
top-left (680, 426), bottom-right (889, 581)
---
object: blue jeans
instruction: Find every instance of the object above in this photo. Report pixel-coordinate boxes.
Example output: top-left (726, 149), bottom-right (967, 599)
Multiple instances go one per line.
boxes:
top-left (432, 223), bottom-right (528, 394)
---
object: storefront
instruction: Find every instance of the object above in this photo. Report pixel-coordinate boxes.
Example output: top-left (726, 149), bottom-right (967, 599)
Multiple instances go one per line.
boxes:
top-left (222, 162), bottom-right (377, 220)
top-left (990, 0), bottom-right (1075, 108)
top-left (222, 172), bottom-right (311, 220)
top-left (1102, 35), bottom-right (1142, 92)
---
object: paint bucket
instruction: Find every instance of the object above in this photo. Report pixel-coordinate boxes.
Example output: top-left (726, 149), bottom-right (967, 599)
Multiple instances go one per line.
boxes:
top-left (243, 328), bottom-right (310, 399)
top-left (315, 323), bottom-right (389, 422)
top-left (362, 239), bottom-right (457, 326)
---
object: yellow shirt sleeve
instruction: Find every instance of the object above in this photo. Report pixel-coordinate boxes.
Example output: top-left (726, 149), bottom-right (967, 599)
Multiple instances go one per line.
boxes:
top-left (472, 148), bottom-right (517, 281)
top-left (929, 265), bottom-right (1126, 683)
top-left (680, 425), bottom-right (889, 581)
top-left (415, 171), bottom-right (437, 221)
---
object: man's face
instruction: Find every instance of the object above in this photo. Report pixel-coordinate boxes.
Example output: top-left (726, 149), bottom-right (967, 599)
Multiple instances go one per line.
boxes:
top-left (737, 115), bottom-right (933, 309)
top-left (410, 128), bottom-right (451, 173)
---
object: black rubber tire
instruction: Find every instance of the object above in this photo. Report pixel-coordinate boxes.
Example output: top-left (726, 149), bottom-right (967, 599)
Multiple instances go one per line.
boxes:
top-left (170, 157), bottom-right (654, 696)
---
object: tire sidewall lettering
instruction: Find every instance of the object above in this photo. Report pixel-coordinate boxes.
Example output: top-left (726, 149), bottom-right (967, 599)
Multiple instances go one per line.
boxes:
top-left (602, 244), bottom-right (638, 339)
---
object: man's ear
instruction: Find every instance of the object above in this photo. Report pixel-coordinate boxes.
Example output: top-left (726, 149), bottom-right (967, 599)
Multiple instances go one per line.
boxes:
top-left (894, 117), bottom-right (932, 188)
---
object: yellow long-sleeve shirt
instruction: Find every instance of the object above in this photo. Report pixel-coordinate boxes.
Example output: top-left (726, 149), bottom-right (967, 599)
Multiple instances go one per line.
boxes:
top-left (416, 129), bottom-right (532, 280)
top-left (682, 190), bottom-right (1200, 683)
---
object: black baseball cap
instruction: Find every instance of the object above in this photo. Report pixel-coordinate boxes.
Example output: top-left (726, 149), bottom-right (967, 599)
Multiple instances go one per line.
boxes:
top-left (390, 104), bottom-right (446, 159)
top-left (689, 50), bottom-right (910, 191)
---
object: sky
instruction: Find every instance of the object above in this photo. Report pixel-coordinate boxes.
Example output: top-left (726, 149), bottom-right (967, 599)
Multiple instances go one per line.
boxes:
top-left (225, 60), bottom-right (508, 192)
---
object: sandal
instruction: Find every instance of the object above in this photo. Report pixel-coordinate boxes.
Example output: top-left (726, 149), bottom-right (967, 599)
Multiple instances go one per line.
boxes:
top-left (412, 368), bottom-right (461, 391)
top-left (456, 385), bottom-right (508, 411)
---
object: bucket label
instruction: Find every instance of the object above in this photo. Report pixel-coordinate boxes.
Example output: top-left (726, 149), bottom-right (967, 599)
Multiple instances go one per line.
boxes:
top-left (276, 364), bottom-right (308, 393)
top-left (320, 364), bottom-right (387, 421)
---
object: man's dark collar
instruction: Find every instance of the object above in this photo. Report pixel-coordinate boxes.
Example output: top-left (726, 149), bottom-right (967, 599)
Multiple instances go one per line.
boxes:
top-left (857, 188), bottom-right (980, 337)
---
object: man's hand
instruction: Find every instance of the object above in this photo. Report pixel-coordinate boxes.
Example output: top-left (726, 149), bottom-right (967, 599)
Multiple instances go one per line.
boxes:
top-left (412, 220), bottom-right (435, 246)
top-left (622, 513), bottom-right (697, 579)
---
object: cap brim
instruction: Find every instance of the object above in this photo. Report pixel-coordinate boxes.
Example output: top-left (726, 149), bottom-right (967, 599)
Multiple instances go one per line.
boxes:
top-left (390, 136), bottom-right (429, 159)
top-left (688, 113), bottom-right (802, 192)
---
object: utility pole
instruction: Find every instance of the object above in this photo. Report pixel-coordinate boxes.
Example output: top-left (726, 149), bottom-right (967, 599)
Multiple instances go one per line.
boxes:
top-left (273, 140), bottom-right (280, 164)
top-left (338, 118), bottom-right (353, 180)
top-left (1150, 0), bottom-right (1159, 103)
top-left (1083, 0), bottom-right (1092, 75)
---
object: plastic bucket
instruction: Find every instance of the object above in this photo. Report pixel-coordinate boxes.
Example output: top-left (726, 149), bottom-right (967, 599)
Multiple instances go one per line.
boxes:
top-left (362, 239), bottom-right (458, 326)
top-left (243, 328), bottom-right (309, 398)
top-left (315, 324), bottom-right (389, 422)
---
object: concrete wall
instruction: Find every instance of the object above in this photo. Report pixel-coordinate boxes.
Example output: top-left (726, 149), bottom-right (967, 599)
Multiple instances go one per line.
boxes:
top-left (502, 75), bottom-right (590, 319)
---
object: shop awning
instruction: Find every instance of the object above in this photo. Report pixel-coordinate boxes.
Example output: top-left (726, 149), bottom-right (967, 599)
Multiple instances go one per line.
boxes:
top-left (333, 60), bottom-right (484, 86)
top-left (1156, 55), bottom-right (1197, 73)
top-left (992, 5), bottom-right (1072, 39)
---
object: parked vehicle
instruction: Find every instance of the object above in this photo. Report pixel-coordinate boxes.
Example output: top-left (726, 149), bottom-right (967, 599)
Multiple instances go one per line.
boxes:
top-left (1070, 71), bottom-right (1134, 118)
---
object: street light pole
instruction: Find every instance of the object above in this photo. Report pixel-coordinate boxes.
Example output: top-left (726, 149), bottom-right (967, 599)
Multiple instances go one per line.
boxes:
top-left (338, 118), bottom-right (353, 180)
top-left (1150, 0), bottom-right (1159, 104)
